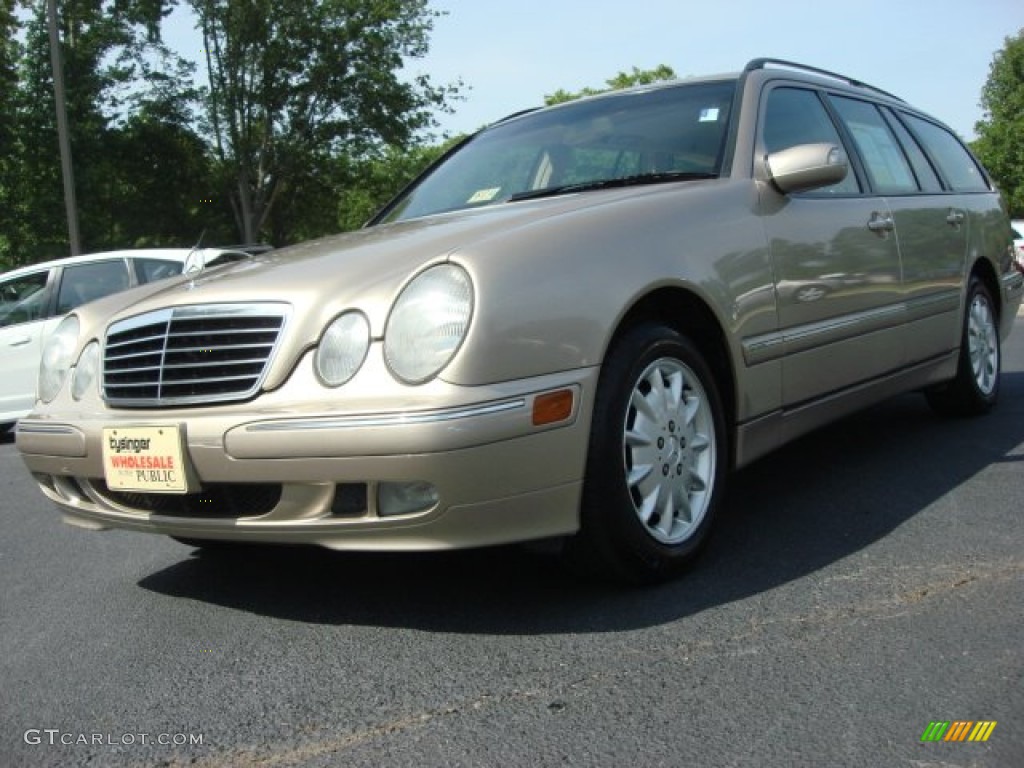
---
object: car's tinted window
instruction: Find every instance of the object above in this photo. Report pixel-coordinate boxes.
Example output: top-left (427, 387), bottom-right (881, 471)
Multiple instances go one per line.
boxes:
top-left (0, 271), bottom-right (49, 328)
top-left (762, 87), bottom-right (859, 195)
top-left (828, 95), bottom-right (917, 194)
top-left (382, 81), bottom-right (737, 222)
top-left (135, 258), bottom-right (185, 284)
top-left (55, 259), bottom-right (130, 314)
top-left (901, 114), bottom-right (988, 192)
top-left (881, 108), bottom-right (943, 193)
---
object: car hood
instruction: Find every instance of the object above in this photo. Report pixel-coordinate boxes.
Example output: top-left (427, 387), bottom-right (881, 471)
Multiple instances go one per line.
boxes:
top-left (83, 188), bottom-right (670, 333)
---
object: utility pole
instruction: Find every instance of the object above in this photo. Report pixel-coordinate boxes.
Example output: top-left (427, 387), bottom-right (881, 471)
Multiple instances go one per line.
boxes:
top-left (46, 0), bottom-right (82, 255)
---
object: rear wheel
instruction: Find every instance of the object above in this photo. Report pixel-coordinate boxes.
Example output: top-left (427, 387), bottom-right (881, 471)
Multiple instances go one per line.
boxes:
top-left (926, 277), bottom-right (1000, 416)
top-left (569, 324), bottom-right (727, 583)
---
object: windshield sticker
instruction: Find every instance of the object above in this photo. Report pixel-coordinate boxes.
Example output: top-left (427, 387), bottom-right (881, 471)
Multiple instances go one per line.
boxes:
top-left (468, 187), bottom-right (501, 204)
top-left (699, 108), bottom-right (720, 123)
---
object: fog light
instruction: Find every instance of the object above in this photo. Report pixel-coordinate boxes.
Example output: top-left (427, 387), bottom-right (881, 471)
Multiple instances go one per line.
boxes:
top-left (377, 481), bottom-right (439, 517)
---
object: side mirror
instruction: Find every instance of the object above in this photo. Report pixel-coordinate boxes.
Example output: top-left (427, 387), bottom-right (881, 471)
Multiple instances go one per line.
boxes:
top-left (766, 143), bottom-right (848, 194)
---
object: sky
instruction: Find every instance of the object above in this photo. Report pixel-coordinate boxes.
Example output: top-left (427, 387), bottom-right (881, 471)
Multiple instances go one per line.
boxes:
top-left (165, 0), bottom-right (1024, 142)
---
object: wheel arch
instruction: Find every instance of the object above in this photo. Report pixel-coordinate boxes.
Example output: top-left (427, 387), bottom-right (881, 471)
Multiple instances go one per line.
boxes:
top-left (970, 256), bottom-right (1001, 322)
top-left (606, 286), bottom-right (738, 466)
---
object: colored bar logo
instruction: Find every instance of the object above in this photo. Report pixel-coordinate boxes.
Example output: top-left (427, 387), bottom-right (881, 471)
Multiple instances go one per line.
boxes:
top-left (921, 721), bottom-right (997, 742)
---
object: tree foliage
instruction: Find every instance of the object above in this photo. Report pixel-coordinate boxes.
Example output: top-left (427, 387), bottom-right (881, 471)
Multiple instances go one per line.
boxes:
top-left (2, 0), bottom-right (227, 268)
top-left (544, 65), bottom-right (677, 106)
top-left (0, 0), bottom-right (21, 266)
top-left (334, 138), bottom-right (458, 232)
top-left (973, 30), bottom-right (1024, 218)
top-left (191, 0), bottom-right (459, 244)
top-left (0, 1), bottom-right (458, 269)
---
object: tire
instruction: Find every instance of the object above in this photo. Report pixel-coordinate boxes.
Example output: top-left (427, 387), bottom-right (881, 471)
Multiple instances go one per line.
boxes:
top-left (926, 277), bottom-right (1000, 417)
top-left (568, 323), bottom-right (727, 584)
top-left (170, 536), bottom-right (247, 551)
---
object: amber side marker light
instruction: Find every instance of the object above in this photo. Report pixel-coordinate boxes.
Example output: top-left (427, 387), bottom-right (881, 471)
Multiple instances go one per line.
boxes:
top-left (532, 389), bottom-right (574, 426)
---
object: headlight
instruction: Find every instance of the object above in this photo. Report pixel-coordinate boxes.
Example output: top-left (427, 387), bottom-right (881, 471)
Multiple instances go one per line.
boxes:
top-left (71, 341), bottom-right (100, 400)
top-left (38, 315), bottom-right (80, 403)
top-left (315, 312), bottom-right (370, 387)
top-left (384, 264), bottom-right (473, 384)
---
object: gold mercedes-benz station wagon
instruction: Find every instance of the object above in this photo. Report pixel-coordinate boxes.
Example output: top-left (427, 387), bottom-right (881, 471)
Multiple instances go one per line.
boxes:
top-left (16, 60), bottom-right (1024, 582)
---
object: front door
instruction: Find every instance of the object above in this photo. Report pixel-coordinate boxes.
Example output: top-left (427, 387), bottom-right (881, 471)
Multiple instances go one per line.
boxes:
top-left (0, 269), bottom-right (53, 422)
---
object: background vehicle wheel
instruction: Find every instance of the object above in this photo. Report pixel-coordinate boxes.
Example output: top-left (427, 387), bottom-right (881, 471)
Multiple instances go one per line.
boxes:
top-left (926, 277), bottom-right (1000, 417)
top-left (568, 323), bottom-right (727, 583)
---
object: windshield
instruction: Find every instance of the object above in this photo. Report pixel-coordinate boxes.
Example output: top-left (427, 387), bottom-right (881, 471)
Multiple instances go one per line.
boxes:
top-left (379, 79), bottom-right (737, 223)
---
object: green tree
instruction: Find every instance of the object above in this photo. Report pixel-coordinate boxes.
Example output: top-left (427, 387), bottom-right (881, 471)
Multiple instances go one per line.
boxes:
top-left (545, 64), bottom-right (677, 106)
top-left (10, 4), bottom-right (68, 264)
top-left (102, 108), bottom-right (234, 247)
top-left (190, 0), bottom-right (460, 244)
top-left (0, 0), bottom-right (20, 269)
top-left (8, 0), bottom-right (206, 263)
top-left (973, 30), bottom-right (1024, 218)
top-left (334, 138), bottom-right (457, 232)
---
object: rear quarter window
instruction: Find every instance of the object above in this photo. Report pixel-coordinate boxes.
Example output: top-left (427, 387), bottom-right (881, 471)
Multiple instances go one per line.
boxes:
top-left (901, 114), bottom-right (989, 192)
top-left (135, 258), bottom-right (185, 283)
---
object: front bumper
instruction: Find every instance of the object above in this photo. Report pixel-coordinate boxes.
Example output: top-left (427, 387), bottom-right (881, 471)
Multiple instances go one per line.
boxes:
top-left (17, 366), bottom-right (597, 550)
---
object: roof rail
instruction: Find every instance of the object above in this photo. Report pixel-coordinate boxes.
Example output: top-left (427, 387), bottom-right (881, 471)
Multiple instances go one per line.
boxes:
top-left (744, 58), bottom-right (906, 103)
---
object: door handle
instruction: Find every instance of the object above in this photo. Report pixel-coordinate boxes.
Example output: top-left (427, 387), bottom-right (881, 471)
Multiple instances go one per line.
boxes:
top-left (8, 336), bottom-right (31, 347)
top-left (946, 208), bottom-right (965, 228)
top-left (867, 212), bottom-right (894, 235)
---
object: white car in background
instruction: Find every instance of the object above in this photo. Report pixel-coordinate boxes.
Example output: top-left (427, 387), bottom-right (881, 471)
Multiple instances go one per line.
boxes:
top-left (0, 248), bottom-right (251, 430)
top-left (1012, 220), bottom-right (1024, 271)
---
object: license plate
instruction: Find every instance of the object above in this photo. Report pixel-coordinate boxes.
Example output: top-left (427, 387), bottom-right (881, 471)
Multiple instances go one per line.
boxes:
top-left (102, 425), bottom-right (191, 494)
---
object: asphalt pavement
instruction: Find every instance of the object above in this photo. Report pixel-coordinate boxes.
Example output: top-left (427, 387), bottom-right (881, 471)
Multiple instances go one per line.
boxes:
top-left (1, 321), bottom-right (1022, 767)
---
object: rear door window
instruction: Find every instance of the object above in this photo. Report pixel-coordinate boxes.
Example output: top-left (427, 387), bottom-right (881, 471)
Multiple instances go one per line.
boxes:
top-left (828, 95), bottom-right (917, 194)
top-left (55, 259), bottom-right (130, 314)
top-left (880, 109), bottom-right (943, 193)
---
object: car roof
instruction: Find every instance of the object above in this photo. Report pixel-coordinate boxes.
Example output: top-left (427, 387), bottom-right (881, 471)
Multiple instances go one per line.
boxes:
top-left (0, 247), bottom-right (245, 281)
top-left (487, 60), bottom-right (929, 148)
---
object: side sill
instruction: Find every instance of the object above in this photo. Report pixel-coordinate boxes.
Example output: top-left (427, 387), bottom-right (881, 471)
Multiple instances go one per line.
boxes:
top-left (734, 352), bottom-right (956, 468)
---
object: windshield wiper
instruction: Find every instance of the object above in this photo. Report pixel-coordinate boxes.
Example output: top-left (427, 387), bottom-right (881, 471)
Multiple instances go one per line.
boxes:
top-left (506, 171), bottom-right (717, 203)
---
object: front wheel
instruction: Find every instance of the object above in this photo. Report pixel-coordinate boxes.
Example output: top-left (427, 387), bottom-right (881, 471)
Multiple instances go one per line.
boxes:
top-left (568, 324), bottom-right (727, 583)
top-left (926, 277), bottom-right (1000, 417)
top-left (170, 536), bottom-right (249, 552)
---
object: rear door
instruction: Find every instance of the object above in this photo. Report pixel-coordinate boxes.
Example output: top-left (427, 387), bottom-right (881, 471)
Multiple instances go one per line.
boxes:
top-left (895, 112), bottom-right (993, 362)
top-left (825, 96), bottom-right (966, 365)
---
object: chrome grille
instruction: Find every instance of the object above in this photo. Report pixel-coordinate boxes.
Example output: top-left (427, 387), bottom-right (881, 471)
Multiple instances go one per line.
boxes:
top-left (103, 303), bottom-right (289, 407)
